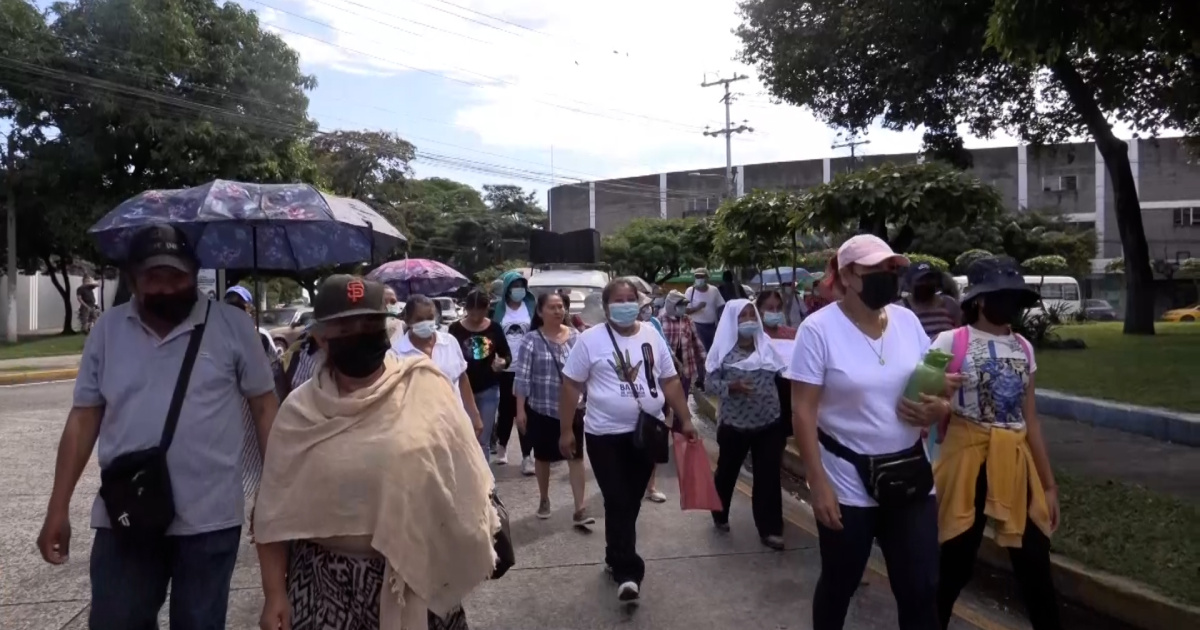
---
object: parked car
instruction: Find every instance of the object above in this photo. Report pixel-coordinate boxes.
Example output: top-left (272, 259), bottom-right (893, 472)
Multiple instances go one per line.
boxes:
top-left (262, 306), bottom-right (315, 352)
top-left (432, 296), bottom-right (460, 327)
top-left (1083, 299), bottom-right (1117, 321)
top-left (1161, 303), bottom-right (1200, 323)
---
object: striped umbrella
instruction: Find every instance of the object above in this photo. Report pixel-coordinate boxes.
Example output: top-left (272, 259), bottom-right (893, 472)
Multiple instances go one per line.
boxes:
top-left (367, 258), bottom-right (469, 299)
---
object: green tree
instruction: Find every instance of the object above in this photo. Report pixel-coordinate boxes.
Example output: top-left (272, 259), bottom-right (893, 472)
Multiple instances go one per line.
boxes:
top-left (1, 0), bottom-right (319, 332)
top-left (906, 254), bottom-right (950, 272)
top-left (602, 218), bottom-right (706, 283)
top-left (955, 249), bottom-right (994, 274)
top-left (796, 162), bottom-right (1005, 252)
top-left (712, 190), bottom-right (800, 276)
top-left (1022, 255), bottom-right (1070, 276)
top-left (311, 130), bottom-right (414, 201)
top-left (736, 0), bottom-right (1199, 334)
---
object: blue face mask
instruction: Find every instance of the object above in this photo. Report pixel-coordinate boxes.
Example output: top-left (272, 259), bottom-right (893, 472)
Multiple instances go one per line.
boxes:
top-left (762, 311), bottom-right (784, 327)
top-left (737, 322), bottom-right (761, 338)
top-left (509, 287), bottom-right (526, 302)
top-left (608, 302), bottom-right (640, 326)
top-left (411, 320), bottom-right (437, 339)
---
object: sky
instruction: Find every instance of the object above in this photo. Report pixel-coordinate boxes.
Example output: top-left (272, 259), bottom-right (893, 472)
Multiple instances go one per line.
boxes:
top-left (235, 0), bottom-right (1029, 196)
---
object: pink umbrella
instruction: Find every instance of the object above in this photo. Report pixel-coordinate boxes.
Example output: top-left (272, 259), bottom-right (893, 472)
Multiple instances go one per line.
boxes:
top-left (367, 259), bottom-right (468, 299)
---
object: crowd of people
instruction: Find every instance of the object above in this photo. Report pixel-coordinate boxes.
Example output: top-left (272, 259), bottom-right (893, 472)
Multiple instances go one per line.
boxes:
top-left (35, 223), bottom-right (1064, 630)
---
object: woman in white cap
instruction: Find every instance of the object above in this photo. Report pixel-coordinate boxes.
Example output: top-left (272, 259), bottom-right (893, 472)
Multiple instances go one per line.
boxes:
top-left (787, 234), bottom-right (960, 630)
top-left (705, 298), bottom-right (789, 550)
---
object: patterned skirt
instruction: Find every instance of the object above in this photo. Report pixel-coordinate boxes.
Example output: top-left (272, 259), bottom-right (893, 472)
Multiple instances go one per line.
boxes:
top-left (288, 540), bottom-right (469, 630)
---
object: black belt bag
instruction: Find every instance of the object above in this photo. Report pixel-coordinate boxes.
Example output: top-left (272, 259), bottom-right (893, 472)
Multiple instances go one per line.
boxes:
top-left (817, 428), bottom-right (932, 507)
top-left (99, 302), bottom-right (210, 538)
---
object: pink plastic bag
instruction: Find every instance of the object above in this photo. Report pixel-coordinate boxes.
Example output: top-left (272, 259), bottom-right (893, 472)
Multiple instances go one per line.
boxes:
top-left (673, 433), bottom-right (723, 511)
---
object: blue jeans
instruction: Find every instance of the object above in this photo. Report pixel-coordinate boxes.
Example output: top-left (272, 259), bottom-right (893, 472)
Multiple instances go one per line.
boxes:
top-left (89, 526), bottom-right (242, 630)
top-left (474, 386), bottom-right (500, 462)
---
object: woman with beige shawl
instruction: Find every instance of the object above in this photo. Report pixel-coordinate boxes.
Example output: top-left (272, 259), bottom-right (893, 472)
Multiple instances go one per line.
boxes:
top-left (254, 275), bottom-right (499, 630)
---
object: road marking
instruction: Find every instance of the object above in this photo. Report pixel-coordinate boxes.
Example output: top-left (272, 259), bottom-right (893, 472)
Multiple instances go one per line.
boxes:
top-left (732, 478), bottom-right (1023, 630)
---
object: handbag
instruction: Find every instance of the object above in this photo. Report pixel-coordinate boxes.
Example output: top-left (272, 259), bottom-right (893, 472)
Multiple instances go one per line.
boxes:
top-left (817, 428), bottom-right (933, 507)
top-left (98, 301), bottom-right (210, 538)
top-left (490, 490), bottom-right (515, 579)
top-left (604, 325), bottom-right (670, 464)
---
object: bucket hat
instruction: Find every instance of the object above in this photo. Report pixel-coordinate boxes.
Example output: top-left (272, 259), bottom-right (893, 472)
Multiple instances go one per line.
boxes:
top-left (961, 256), bottom-right (1039, 307)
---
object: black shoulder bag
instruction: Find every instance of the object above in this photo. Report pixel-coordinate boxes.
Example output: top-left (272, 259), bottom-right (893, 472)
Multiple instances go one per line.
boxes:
top-left (99, 302), bottom-right (211, 538)
top-left (817, 428), bottom-right (933, 507)
top-left (489, 491), bottom-right (515, 579)
top-left (605, 325), bottom-right (670, 464)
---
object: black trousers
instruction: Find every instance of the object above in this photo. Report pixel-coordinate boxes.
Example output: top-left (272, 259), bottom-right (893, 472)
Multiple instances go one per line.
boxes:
top-left (813, 495), bottom-right (940, 630)
top-left (493, 372), bottom-right (531, 458)
top-left (712, 422), bottom-right (785, 538)
top-left (937, 466), bottom-right (1061, 630)
top-left (587, 431), bottom-right (655, 586)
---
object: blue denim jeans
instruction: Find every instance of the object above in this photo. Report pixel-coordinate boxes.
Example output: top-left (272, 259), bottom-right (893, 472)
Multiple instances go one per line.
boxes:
top-left (89, 526), bottom-right (242, 630)
top-left (474, 386), bottom-right (500, 462)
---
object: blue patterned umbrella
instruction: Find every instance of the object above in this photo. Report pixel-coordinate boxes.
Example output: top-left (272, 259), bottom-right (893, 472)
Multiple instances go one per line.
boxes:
top-left (88, 180), bottom-right (407, 271)
top-left (366, 259), bottom-right (468, 299)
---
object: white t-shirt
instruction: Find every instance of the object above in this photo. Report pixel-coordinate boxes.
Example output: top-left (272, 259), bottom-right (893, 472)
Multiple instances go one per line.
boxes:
top-left (561, 322), bottom-right (679, 436)
top-left (786, 304), bottom-right (932, 507)
top-left (392, 331), bottom-right (469, 401)
top-left (500, 304), bottom-right (532, 373)
top-left (930, 327), bottom-right (1036, 430)
top-left (685, 285), bottom-right (725, 324)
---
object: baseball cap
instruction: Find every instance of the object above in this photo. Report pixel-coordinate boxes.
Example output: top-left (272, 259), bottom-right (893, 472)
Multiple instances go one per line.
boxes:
top-left (837, 234), bottom-right (910, 270)
top-left (904, 261), bottom-right (940, 285)
top-left (225, 286), bottom-right (253, 304)
top-left (312, 274), bottom-right (389, 323)
top-left (127, 224), bottom-right (197, 273)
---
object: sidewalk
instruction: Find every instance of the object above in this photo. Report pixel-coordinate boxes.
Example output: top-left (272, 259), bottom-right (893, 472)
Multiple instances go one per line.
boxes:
top-left (0, 354), bottom-right (81, 372)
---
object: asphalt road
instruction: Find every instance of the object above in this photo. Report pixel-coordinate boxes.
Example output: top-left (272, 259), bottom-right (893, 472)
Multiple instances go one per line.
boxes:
top-left (1, 380), bottom-right (1028, 630)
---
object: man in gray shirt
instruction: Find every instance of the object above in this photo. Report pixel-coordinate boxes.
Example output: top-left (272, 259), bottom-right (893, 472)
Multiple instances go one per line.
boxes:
top-left (36, 224), bottom-right (279, 630)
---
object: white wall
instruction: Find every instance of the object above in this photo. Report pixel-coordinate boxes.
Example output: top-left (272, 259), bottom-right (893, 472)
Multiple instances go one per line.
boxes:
top-left (1, 273), bottom-right (118, 333)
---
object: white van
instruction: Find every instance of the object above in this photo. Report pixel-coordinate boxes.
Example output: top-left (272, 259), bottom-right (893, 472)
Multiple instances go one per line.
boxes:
top-left (952, 275), bottom-right (1082, 317)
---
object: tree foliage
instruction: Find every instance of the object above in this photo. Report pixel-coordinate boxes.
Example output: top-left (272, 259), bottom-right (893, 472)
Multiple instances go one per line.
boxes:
top-left (906, 254), bottom-right (950, 272)
top-left (1022, 255), bottom-right (1070, 276)
top-left (602, 218), bottom-right (709, 284)
top-left (736, 0), bottom-right (1198, 334)
top-left (910, 210), bottom-right (1096, 277)
top-left (955, 249), bottom-right (995, 274)
top-left (311, 130), bottom-right (413, 201)
top-left (712, 190), bottom-right (800, 271)
top-left (795, 162), bottom-right (1006, 252)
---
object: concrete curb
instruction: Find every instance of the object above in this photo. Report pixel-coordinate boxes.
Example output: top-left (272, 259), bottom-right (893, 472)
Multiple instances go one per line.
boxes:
top-left (0, 368), bottom-right (79, 386)
top-left (693, 392), bottom-right (1200, 630)
top-left (1035, 389), bottom-right (1200, 446)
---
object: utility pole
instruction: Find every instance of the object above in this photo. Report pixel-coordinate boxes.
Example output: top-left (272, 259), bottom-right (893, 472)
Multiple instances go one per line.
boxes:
top-left (832, 135), bottom-right (871, 172)
top-left (3, 133), bottom-right (17, 344)
top-left (702, 73), bottom-right (753, 199)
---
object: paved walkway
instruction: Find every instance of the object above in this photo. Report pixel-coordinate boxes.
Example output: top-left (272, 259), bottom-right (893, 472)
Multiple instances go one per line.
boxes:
top-left (3, 381), bottom-right (1033, 630)
top-left (0, 354), bottom-right (81, 371)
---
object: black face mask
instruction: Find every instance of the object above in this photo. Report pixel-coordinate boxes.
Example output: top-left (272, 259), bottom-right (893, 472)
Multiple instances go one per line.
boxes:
top-left (913, 284), bottom-right (937, 302)
top-left (141, 291), bottom-right (197, 326)
top-left (981, 294), bottom-right (1024, 325)
top-left (857, 271), bottom-right (899, 311)
top-left (326, 330), bottom-right (391, 378)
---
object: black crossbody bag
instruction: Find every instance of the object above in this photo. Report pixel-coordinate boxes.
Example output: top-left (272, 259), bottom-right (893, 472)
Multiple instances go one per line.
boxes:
top-left (817, 428), bottom-right (933, 507)
top-left (99, 302), bottom-right (210, 538)
top-left (605, 325), bottom-right (670, 464)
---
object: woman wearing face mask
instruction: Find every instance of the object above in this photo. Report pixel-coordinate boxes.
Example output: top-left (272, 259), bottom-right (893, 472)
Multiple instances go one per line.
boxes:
top-left (393, 295), bottom-right (484, 438)
top-left (514, 292), bottom-right (594, 527)
top-left (758, 289), bottom-right (798, 445)
top-left (930, 257), bottom-right (1061, 630)
top-left (788, 235), bottom-right (958, 630)
top-left (492, 271), bottom-right (537, 473)
top-left (383, 286), bottom-right (405, 342)
top-left (899, 263), bottom-right (960, 339)
top-left (449, 289), bottom-right (513, 462)
top-left (706, 299), bottom-right (790, 550)
top-left (254, 275), bottom-right (497, 630)
top-left (557, 278), bottom-right (699, 603)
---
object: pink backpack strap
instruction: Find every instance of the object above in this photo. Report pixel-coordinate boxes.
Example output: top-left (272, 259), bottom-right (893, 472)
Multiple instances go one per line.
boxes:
top-left (1014, 333), bottom-right (1033, 365)
top-left (947, 326), bottom-right (970, 373)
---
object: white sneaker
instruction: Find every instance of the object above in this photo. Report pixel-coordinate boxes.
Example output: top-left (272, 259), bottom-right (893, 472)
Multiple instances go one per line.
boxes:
top-left (645, 489), bottom-right (667, 503)
top-left (617, 581), bottom-right (640, 602)
top-left (492, 445), bottom-right (508, 465)
top-left (521, 456), bottom-right (536, 476)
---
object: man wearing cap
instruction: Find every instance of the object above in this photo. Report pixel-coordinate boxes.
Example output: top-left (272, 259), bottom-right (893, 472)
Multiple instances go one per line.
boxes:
top-left (224, 285), bottom-right (279, 357)
top-left (899, 261), bottom-right (961, 339)
top-left (36, 224), bottom-right (279, 630)
top-left (685, 267), bottom-right (724, 353)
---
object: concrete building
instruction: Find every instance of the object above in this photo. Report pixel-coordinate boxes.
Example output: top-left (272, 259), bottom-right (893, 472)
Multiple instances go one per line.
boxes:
top-left (547, 137), bottom-right (1200, 274)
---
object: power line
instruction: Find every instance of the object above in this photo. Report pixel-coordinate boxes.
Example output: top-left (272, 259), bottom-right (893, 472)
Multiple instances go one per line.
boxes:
top-left (700, 73), bottom-right (753, 199)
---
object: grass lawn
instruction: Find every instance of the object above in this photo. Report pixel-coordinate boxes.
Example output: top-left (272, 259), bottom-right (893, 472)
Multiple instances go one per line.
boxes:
top-left (1036, 322), bottom-right (1200, 412)
top-left (1054, 470), bottom-right (1200, 606)
top-left (0, 334), bottom-right (87, 361)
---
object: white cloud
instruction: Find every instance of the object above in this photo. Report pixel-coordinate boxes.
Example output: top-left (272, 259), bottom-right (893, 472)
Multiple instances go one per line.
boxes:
top-left (246, 0), bottom-right (1018, 182)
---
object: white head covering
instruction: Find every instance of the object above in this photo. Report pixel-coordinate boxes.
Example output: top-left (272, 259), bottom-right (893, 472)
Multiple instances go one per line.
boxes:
top-left (705, 298), bottom-right (788, 374)
top-left (662, 289), bottom-right (688, 319)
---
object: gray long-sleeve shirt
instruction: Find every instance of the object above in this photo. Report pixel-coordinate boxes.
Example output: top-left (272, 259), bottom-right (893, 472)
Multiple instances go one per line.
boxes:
top-left (706, 345), bottom-right (781, 430)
